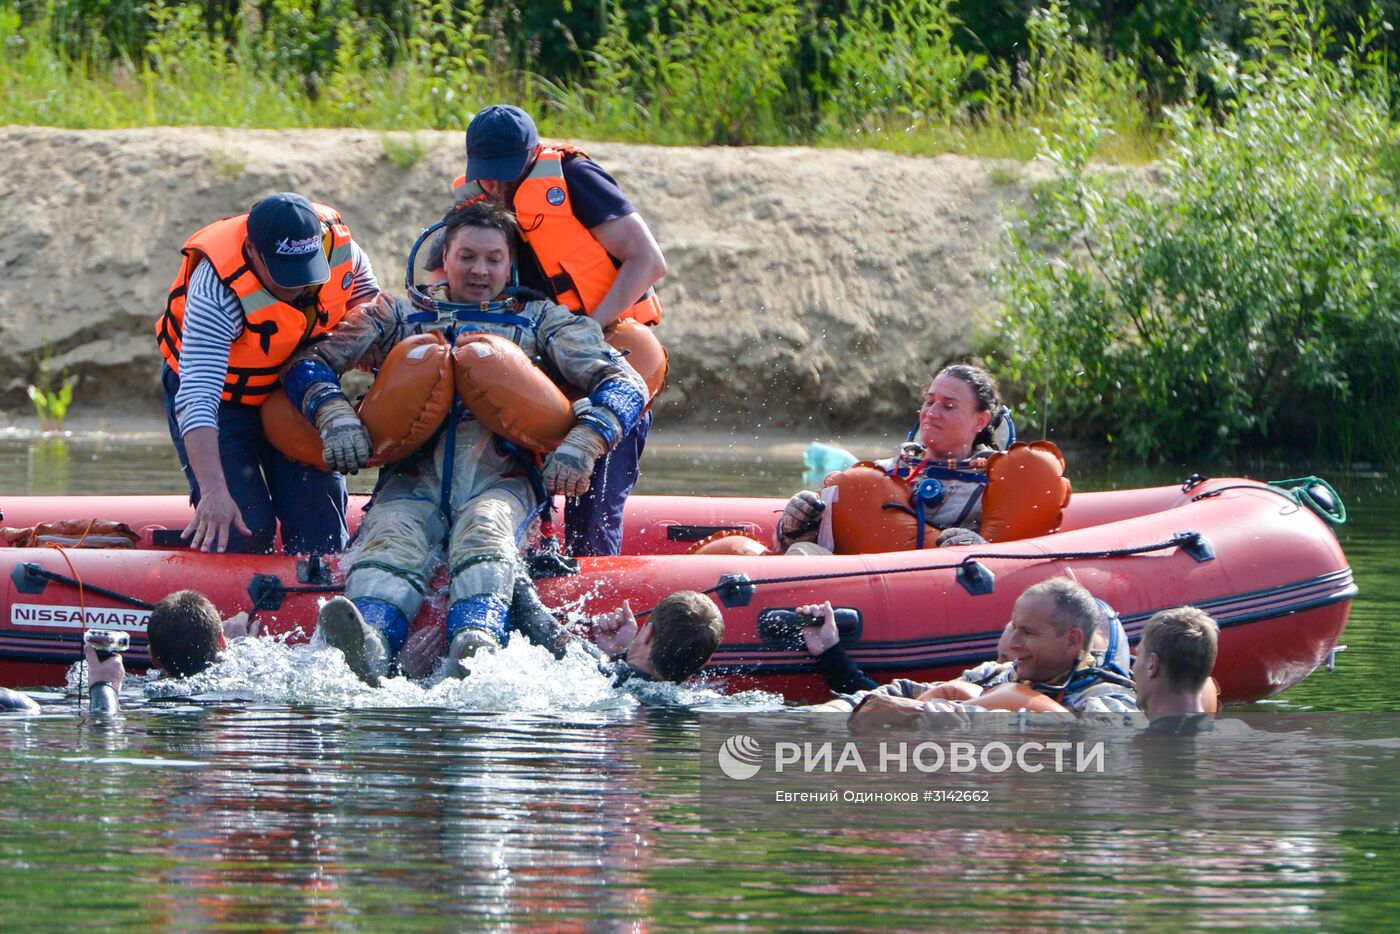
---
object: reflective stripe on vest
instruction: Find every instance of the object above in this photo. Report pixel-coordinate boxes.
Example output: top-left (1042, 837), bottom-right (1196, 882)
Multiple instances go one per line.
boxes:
top-left (450, 145), bottom-right (663, 325)
top-left (156, 203), bottom-right (357, 406)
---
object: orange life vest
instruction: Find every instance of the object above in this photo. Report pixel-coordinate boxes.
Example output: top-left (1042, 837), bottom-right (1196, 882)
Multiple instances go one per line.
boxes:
top-left (823, 442), bottom-right (1072, 554)
top-left (156, 203), bottom-right (357, 406)
top-left (452, 145), bottom-right (664, 325)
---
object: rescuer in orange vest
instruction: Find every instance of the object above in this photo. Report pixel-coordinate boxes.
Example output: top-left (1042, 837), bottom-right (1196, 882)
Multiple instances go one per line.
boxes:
top-left (156, 193), bottom-right (381, 554)
top-left (450, 105), bottom-right (667, 558)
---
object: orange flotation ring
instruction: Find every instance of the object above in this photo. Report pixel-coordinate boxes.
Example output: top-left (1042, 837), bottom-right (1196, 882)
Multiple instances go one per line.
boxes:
top-left (685, 530), bottom-right (772, 556)
top-left (980, 441), bottom-right (1072, 543)
top-left (260, 388), bottom-right (329, 471)
top-left (964, 682), bottom-right (1068, 713)
top-left (823, 463), bottom-right (931, 555)
top-left (915, 680), bottom-right (985, 703)
top-left (1203, 675), bottom-right (1221, 714)
top-left (605, 319), bottom-right (668, 400)
top-left (358, 332), bottom-right (455, 466)
top-left (452, 333), bottom-right (575, 455)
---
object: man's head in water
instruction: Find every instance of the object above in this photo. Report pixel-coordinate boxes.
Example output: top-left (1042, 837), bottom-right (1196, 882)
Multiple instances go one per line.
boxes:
top-left (628, 591), bottom-right (725, 683)
top-left (1004, 577), bottom-right (1102, 683)
top-left (148, 590), bottom-right (226, 678)
top-left (441, 200), bottom-right (517, 304)
top-left (1134, 606), bottom-right (1218, 718)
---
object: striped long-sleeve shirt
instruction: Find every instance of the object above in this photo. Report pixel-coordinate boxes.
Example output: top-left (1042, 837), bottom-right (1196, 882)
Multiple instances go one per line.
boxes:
top-left (171, 244), bottom-right (379, 435)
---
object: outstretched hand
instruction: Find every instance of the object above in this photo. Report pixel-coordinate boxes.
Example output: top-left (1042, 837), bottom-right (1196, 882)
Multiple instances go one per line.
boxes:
top-left (796, 602), bottom-right (838, 656)
top-left (182, 487), bottom-right (251, 553)
top-left (222, 612), bottom-right (261, 642)
top-left (592, 600), bottom-right (639, 657)
top-left (398, 626), bottom-right (443, 681)
top-left (83, 644), bottom-right (126, 694)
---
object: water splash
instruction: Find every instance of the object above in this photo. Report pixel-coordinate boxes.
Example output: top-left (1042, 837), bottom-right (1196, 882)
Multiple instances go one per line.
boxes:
top-left (129, 632), bottom-right (785, 713)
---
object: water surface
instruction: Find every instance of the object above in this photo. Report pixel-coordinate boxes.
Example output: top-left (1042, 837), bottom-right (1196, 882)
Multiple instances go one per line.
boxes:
top-left (1, 431), bottom-right (1395, 929)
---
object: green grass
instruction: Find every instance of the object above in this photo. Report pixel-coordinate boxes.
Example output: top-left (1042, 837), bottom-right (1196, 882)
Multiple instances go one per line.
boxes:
top-left (0, 0), bottom-right (1171, 164)
top-left (379, 131), bottom-right (434, 168)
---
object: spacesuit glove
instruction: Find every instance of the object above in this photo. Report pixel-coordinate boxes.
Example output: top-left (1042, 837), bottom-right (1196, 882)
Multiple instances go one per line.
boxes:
top-left (776, 490), bottom-right (825, 550)
top-left (314, 397), bottom-right (371, 473)
top-left (936, 527), bottom-right (987, 547)
top-left (542, 423), bottom-right (610, 497)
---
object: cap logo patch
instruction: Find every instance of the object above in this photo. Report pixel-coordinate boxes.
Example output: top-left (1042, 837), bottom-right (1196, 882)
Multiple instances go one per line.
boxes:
top-left (546, 186), bottom-right (566, 206)
top-left (275, 235), bottom-right (322, 256)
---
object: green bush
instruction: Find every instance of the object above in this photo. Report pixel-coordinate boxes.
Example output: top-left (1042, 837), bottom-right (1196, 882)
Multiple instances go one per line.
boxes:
top-left (818, 0), bottom-right (985, 139)
top-left (972, 2), bottom-right (1153, 162)
top-left (990, 0), bottom-right (1400, 461)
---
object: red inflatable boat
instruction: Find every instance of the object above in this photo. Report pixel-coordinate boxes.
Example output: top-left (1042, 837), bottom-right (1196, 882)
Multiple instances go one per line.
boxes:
top-left (0, 477), bottom-right (1353, 702)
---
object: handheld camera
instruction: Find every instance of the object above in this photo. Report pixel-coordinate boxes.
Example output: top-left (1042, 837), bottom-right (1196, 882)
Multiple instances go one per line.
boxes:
top-left (83, 629), bottom-right (130, 660)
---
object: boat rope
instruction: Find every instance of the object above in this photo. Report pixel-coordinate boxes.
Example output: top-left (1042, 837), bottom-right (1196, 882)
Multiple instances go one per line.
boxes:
top-left (36, 545), bottom-right (99, 711)
top-left (724, 532), bottom-right (1197, 590)
top-left (633, 531), bottom-right (1202, 621)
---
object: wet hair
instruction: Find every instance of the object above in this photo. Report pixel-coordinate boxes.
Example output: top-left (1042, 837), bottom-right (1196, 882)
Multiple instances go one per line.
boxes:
top-left (147, 590), bottom-right (223, 678)
top-left (1139, 606), bottom-right (1219, 693)
top-left (933, 364), bottom-right (1002, 448)
top-left (1020, 577), bottom-right (1103, 648)
top-left (440, 199), bottom-right (518, 262)
top-left (647, 591), bottom-right (725, 683)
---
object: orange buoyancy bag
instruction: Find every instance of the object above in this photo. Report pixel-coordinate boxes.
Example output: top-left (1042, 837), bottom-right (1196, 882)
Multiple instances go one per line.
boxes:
top-left (685, 530), bottom-right (772, 556)
top-left (452, 332), bottom-right (575, 454)
top-left (1203, 676), bottom-right (1221, 714)
top-left (606, 319), bottom-right (668, 400)
top-left (978, 441), bottom-right (1072, 543)
top-left (915, 680), bottom-right (986, 703)
top-left (964, 682), bottom-right (1069, 713)
top-left (357, 331), bottom-right (454, 466)
top-left (261, 388), bottom-right (329, 471)
top-left (822, 463), bottom-right (932, 554)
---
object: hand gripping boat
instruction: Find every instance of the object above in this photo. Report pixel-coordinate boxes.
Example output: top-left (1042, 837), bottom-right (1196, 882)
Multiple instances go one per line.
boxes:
top-left (0, 477), bottom-right (1353, 703)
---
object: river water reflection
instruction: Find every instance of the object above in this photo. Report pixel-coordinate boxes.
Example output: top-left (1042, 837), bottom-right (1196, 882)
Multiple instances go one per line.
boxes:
top-left (1, 431), bottom-right (1396, 928)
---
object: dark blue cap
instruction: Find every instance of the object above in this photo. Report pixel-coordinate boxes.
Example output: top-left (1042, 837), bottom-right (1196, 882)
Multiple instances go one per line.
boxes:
top-left (246, 192), bottom-right (330, 289)
top-left (465, 105), bottom-right (540, 182)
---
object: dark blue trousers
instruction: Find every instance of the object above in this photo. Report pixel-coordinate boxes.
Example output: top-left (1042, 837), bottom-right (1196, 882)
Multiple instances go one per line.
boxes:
top-left (564, 409), bottom-right (651, 557)
top-left (161, 365), bottom-right (348, 555)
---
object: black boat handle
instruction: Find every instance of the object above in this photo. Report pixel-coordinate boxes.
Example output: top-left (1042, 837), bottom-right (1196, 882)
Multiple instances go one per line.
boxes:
top-left (757, 607), bottom-right (863, 645)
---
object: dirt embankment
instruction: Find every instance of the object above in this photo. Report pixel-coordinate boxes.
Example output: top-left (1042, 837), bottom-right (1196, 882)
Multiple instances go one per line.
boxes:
top-left (0, 126), bottom-right (1031, 432)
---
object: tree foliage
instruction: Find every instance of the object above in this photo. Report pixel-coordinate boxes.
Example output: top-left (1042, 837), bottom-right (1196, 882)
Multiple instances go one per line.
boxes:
top-left (991, 0), bottom-right (1400, 460)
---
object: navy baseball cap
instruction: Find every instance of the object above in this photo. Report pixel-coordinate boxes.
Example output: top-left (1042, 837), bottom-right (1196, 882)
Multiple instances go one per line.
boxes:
top-left (246, 192), bottom-right (330, 288)
top-left (465, 105), bottom-right (540, 182)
